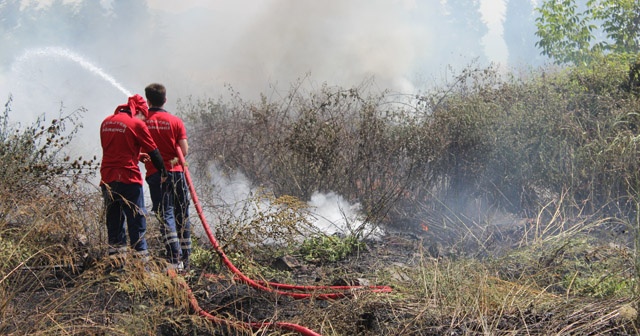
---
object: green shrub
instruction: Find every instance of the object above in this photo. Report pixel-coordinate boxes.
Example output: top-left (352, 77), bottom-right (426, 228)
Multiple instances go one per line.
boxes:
top-left (297, 234), bottom-right (365, 263)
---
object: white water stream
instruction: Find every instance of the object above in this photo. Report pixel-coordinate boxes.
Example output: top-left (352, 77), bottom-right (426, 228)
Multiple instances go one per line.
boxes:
top-left (11, 46), bottom-right (132, 98)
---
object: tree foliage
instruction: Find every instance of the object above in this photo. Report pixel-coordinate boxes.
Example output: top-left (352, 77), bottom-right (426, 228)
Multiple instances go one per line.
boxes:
top-left (535, 0), bottom-right (640, 65)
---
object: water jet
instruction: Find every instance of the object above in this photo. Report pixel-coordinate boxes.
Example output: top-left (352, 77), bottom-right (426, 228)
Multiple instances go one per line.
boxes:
top-left (11, 46), bottom-right (132, 97)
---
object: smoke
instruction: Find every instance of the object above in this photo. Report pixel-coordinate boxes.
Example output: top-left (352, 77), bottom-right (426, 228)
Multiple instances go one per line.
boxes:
top-left (0, 0), bottom-right (512, 233)
top-left (213, 1), bottom-right (423, 95)
top-left (126, 0), bottom-right (506, 103)
top-left (1, 0), bottom-right (506, 133)
top-left (201, 164), bottom-right (382, 238)
top-left (308, 191), bottom-right (381, 237)
top-left (4, 46), bottom-right (132, 160)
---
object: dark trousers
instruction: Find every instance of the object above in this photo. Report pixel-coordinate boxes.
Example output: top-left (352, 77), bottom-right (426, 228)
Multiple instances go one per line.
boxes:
top-left (101, 182), bottom-right (148, 255)
top-left (146, 171), bottom-right (192, 265)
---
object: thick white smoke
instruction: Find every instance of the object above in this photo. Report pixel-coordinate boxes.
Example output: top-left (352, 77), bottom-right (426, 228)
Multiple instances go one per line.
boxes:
top-left (0, 0), bottom-right (510, 234)
top-left (202, 164), bottom-right (382, 238)
top-left (2, 0), bottom-right (507, 136)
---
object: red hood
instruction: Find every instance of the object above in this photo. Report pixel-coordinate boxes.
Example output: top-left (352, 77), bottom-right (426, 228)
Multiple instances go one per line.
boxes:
top-left (114, 94), bottom-right (148, 118)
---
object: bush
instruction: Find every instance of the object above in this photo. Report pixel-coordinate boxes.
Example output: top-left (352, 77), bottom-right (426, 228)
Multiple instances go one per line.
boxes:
top-left (0, 96), bottom-right (101, 272)
top-left (181, 58), bottom-right (640, 247)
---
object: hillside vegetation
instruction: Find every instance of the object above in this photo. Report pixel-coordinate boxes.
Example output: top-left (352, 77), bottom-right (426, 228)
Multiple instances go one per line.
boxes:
top-left (2, 56), bottom-right (640, 335)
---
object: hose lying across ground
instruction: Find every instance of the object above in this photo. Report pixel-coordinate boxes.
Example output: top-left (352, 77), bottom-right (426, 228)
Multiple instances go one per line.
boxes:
top-left (168, 268), bottom-right (323, 336)
top-left (174, 146), bottom-right (392, 335)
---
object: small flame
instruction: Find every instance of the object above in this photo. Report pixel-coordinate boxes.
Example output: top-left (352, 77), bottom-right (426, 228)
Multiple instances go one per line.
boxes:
top-left (420, 223), bottom-right (428, 232)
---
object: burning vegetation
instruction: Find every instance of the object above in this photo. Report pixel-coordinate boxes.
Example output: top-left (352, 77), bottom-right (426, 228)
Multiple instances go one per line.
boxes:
top-left (2, 58), bottom-right (640, 335)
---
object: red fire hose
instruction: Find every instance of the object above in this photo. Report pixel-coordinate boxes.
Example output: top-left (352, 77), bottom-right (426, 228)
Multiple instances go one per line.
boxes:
top-left (168, 268), bottom-right (323, 336)
top-left (175, 146), bottom-right (392, 334)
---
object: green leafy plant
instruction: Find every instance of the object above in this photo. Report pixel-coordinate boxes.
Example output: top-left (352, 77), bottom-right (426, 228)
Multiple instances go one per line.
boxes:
top-left (297, 234), bottom-right (365, 263)
top-left (189, 239), bottom-right (219, 271)
top-left (535, 0), bottom-right (640, 65)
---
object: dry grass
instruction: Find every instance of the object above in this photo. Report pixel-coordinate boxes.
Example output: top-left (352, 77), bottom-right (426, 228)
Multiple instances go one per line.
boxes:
top-left (1, 180), bottom-right (638, 335)
top-left (4, 59), bottom-right (640, 334)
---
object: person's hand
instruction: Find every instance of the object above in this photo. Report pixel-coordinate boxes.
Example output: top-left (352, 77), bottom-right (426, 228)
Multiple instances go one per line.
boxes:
top-left (139, 153), bottom-right (150, 163)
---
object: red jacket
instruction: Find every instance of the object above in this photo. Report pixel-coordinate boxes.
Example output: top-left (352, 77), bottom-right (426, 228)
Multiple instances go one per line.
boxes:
top-left (143, 108), bottom-right (188, 177)
top-left (100, 110), bottom-right (158, 185)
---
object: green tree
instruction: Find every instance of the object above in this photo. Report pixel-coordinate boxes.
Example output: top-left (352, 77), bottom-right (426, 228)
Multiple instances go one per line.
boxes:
top-left (535, 0), bottom-right (640, 65)
top-left (594, 0), bottom-right (640, 54)
top-left (442, 0), bottom-right (488, 63)
top-left (504, 0), bottom-right (545, 66)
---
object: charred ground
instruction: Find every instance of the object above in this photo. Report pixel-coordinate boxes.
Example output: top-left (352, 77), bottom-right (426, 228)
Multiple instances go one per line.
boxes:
top-left (3, 215), bottom-right (638, 336)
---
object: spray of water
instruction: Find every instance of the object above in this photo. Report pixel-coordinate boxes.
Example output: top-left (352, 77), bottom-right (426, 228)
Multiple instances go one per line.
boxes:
top-left (11, 46), bottom-right (132, 97)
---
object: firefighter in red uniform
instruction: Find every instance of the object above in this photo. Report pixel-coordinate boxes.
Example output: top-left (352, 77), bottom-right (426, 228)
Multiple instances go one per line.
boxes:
top-left (142, 83), bottom-right (192, 271)
top-left (100, 94), bottom-right (168, 265)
